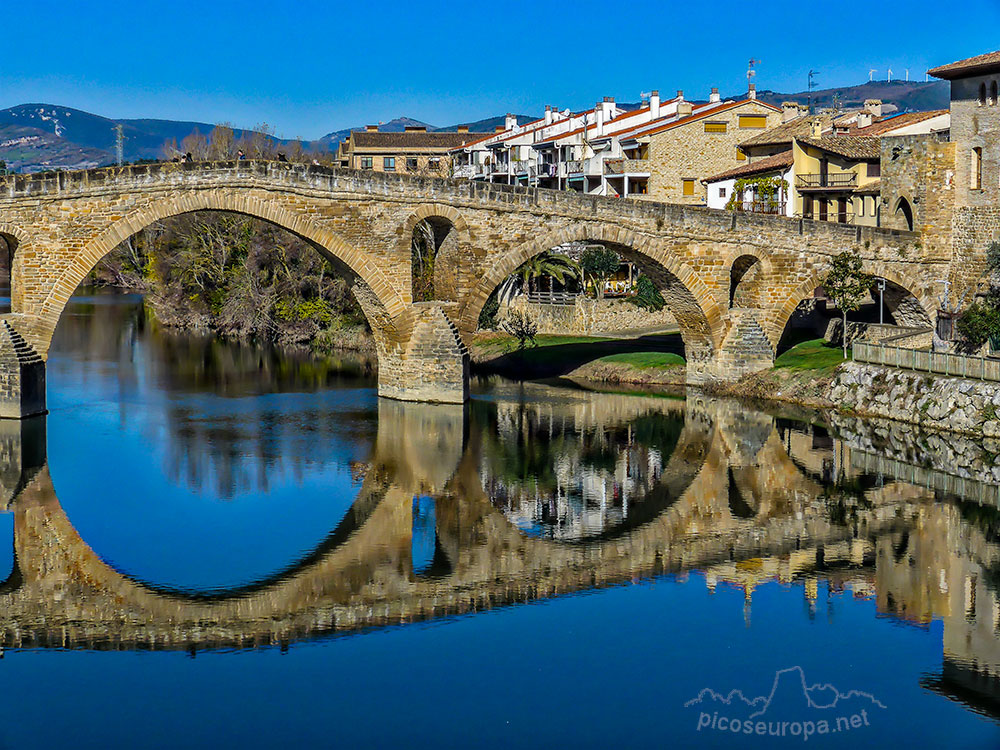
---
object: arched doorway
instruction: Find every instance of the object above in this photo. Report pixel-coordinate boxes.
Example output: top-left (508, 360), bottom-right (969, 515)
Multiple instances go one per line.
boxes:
top-left (895, 198), bottom-right (914, 232)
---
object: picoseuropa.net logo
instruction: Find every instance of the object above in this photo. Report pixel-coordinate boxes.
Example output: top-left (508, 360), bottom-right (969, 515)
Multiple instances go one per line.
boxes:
top-left (684, 666), bottom-right (886, 743)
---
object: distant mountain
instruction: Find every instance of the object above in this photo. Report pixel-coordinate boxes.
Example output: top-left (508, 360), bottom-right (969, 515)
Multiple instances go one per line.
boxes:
top-left (0, 104), bottom-right (301, 173)
top-left (737, 80), bottom-right (949, 113)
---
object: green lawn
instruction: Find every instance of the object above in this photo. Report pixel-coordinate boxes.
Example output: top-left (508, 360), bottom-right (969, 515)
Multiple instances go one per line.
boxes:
top-left (773, 338), bottom-right (847, 372)
top-left (475, 334), bottom-right (612, 351)
top-left (597, 351), bottom-right (686, 369)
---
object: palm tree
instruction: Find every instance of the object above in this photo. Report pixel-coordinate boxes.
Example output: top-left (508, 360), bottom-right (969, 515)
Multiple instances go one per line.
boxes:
top-left (517, 251), bottom-right (581, 295)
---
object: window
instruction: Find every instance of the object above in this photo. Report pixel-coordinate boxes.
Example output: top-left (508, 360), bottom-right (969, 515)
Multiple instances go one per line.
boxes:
top-left (704, 121), bottom-right (728, 133)
top-left (682, 179), bottom-right (696, 196)
top-left (719, 187), bottom-right (727, 198)
top-left (972, 147), bottom-right (983, 189)
top-left (406, 157), bottom-right (418, 171)
top-left (360, 156), bottom-right (373, 170)
top-left (859, 197), bottom-right (865, 217)
top-left (738, 115), bottom-right (767, 129)
top-left (736, 148), bottom-right (746, 161)
top-left (867, 162), bottom-right (881, 178)
top-left (428, 158), bottom-right (441, 170)
top-left (980, 83), bottom-right (988, 106)
top-left (993, 81), bottom-right (999, 106)
top-left (384, 156), bottom-right (396, 171)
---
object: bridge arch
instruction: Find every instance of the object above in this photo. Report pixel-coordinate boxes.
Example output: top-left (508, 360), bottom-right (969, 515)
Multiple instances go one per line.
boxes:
top-left (458, 223), bottom-right (726, 366)
top-left (16, 191), bottom-right (409, 357)
top-left (725, 250), bottom-right (774, 309)
top-left (768, 263), bottom-right (934, 349)
top-left (401, 204), bottom-right (472, 303)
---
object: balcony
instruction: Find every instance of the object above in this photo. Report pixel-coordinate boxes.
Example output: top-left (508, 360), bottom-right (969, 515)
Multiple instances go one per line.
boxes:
top-left (565, 159), bottom-right (584, 173)
top-left (733, 201), bottom-right (787, 216)
top-left (605, 158), bottom-right (650, 176)
top-left (795, 173), bottom-right (857, 190)
top-left (452, 164), bottom-right (477, 179)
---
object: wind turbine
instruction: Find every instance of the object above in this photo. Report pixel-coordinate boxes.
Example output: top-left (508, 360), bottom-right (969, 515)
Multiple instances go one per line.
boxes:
top-left (869, 69), bottom-right (877, 82)
top-left (905, 68), bottom-right (910, 82)
top-left (887, 67), bottom-right (893, 82)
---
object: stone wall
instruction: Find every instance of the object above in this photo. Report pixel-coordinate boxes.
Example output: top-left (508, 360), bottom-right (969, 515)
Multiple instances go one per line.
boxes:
top-left (829, 361), bottom-right (1000, 437)
top-left (644, 101), bottom-right (782, 205)
top-left (505, 295), bottom-right (676, 335)
top-left (879, 135), bottom-right (955, 259)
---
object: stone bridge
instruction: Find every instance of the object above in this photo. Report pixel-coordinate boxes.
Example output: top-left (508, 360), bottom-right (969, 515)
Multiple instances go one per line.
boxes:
top-left (0, 161), bottom-right (944, 415)
top-left (0, 391), bottom-right (942, 651)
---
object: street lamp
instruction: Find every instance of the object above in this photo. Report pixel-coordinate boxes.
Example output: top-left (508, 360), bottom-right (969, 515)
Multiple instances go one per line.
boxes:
top-left (877, 278), bottom-right (886, 325)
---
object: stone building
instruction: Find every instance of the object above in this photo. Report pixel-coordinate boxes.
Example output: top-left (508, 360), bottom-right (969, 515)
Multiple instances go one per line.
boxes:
top-left (336, 126), bottom-right (481, 176)
top-left (641, 96), bottom-right (782, 204)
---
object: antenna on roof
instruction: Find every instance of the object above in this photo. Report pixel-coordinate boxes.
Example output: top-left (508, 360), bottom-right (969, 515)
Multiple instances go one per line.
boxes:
top-left (807, 70), bottom-right (820, 113)
top-left (748, 59), bottom-right (761, 88)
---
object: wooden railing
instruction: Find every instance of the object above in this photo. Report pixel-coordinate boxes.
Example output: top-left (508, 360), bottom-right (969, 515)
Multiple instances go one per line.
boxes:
top-left (796, 173), bottom-right (858, 189)
top-left (522, 290), bottom-right (580, 306)
top-left (853, 327), bottom-right (1000, 381)
top-left (733, 201), bottom-right (786, 215)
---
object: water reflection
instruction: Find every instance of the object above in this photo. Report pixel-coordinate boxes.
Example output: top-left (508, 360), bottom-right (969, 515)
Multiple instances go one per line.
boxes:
top-left (2, 294), bottom-right (1000, 742)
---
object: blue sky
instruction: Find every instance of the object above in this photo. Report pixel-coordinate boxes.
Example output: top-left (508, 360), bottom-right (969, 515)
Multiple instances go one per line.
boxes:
top-left (3, 0), bottom-right (999, 140)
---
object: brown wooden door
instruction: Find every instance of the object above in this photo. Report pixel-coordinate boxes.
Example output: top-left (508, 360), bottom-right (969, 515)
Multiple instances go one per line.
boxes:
top-left (837, 198), bottom-right (848, 223)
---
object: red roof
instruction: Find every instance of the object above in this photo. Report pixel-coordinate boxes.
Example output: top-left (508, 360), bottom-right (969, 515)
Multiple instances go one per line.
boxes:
top-left (627, 99), bottom-right (780, 140)
top-left (704, 150), bottom-right (794, 183)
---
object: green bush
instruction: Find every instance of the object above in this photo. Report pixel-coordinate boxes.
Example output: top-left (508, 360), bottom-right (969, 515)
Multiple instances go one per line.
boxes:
top-left (627, 274), bottom-right (666, 312)
top-left (957, 301), bottom-right (1000, 348)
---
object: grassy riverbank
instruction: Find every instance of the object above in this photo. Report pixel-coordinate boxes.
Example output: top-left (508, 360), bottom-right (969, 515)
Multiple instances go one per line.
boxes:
top-left (471, 333), bottom-right (845, 407)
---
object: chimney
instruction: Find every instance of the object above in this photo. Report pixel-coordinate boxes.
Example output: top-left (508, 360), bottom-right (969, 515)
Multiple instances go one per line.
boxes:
top-left (709, 87), bottom-right (721, 104)
top-left (544, 105), bottom-right (553, 125)
top-left (649, 90), bottom-right (660, 119)
top-left (676, 89), bottom-right (685, 102)
top-left (505, 113), bottom-right (518, 130)
top-left (856, 112), bottom-right (873, 129)
top-left (748, 83), bottom-right (757, 100)
top-left (810, 118), bottom-right (823, 139)
top-left (678, 101), bottom-right (693, 117)
top-left (596, 106), bottom-right (606, 136)
top-left (782, 102), bottom-right (802, 123)
top-left (457, 125), bottom-right (469, 133)
top-left (404, 125), bottom-right (427, 132)
top-left (601, 96), bottom-right (616, 121)
top-left (365, 124), bottom-right (378, 132)
top-left (864, 99), bottom-right (883, 118)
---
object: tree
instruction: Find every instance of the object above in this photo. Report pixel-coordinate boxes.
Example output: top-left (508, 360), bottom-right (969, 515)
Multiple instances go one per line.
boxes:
top-left (627, 274), bottom-right (666, 311)
top-left (180, 128), bottom-right (209, 160)
top-left (208, 124), bottom-right (235, 160)
top-left (580, 246), bottom-right (621, 300)
top-left (957, 300), bottom-right (1000, 348)
top-left (516, 251), bottom-right (580, 294)
top-left (501, 310), bottom-right (538, 350)
top-left (822, 249), bottom-right (873, 357)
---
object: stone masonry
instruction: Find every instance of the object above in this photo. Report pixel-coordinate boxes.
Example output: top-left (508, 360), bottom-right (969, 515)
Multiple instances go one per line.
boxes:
top-left (0, 160), bottom-right (940, 415)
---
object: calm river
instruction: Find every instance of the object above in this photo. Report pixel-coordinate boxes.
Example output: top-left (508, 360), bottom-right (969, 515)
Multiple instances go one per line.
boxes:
top-left (0, 293), bottom-right (997, 748)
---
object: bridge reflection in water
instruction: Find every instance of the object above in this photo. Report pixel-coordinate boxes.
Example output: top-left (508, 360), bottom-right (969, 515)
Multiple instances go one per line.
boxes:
top-left (1, 386), bottom-right (1000, 717)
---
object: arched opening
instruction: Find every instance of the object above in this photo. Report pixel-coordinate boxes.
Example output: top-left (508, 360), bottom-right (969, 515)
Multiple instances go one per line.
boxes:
top-left (0, 233), bottom-right (15, 313)
top-left (16, 194), bottom-right (405, 367)
top-left (980, 82), bottom-right (988, 106)
top-left (895, 197), bottom-right (914, 232)
top-left (992, 81), bottom-right (998, 105)
top-left (774, 274), bottom-right (931, 354)
top-left (463, 229), bottom-right (722, 379)
top-left (729, 255), bottom-right (764, 308)
top-left (411, 216), bottom-right (457, 302)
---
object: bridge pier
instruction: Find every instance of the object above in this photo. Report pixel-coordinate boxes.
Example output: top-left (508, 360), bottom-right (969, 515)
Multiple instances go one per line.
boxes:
top-left (0, 321), bottom-right (46, 420)
top-left (688, 309), bottom-right (775, 384)
top-left (377, 305), bottom-right (470, 404)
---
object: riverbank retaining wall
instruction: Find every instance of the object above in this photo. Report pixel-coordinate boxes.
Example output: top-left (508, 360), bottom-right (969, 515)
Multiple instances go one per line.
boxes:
top-left (829, 361), bottom-right (1000, 437)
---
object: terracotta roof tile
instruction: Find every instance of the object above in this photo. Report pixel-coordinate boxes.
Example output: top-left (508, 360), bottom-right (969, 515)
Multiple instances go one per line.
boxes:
top-left (704, 150), bottom-right (794, 183)
top-left (929, 50), bottom-right (1000, 80)
top-left (739, 115), bottom-right (833, 148)
top-left (854, 179), bottom-right (881, 195)
top-left (850, 110), bottom-right (949, 136)
top-left (796, 135), bottom-right (881, 161)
